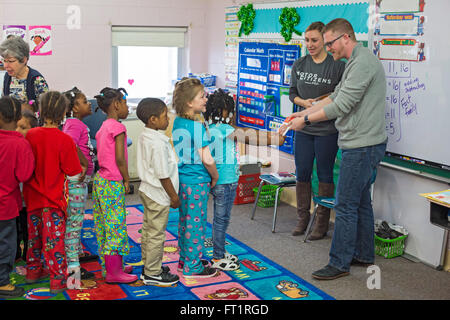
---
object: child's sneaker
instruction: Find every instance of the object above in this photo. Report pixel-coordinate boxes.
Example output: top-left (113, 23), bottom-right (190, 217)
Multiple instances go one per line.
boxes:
top-left (177, 259), bottom-right (210, 272)
top-left (141, 266), bottom-right (179, 287)
top-left (211, 258), bottom-right (240, 271)
top-left (225, 252), bottom-right (239, 263)
top-left (183, 266), bottom-right (218, 279)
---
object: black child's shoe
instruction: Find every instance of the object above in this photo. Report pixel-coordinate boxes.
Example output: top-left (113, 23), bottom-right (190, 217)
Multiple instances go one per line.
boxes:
top-left (141, 266), bottom-right (179, 287)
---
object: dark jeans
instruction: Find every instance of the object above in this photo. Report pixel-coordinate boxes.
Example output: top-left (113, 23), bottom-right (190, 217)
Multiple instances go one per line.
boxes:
top-left (16, 207), bottom-right (28, 261)
top-left (0, 218), bottom-right (17, 286)
top-left (329, 143), bottom-right (387, 272)
top-left (294, 131), bottom-right (339, 183)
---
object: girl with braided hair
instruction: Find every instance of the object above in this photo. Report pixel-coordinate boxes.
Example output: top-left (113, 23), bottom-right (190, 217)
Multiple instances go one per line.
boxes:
top-left (204, 89), bottom-right (284, 271)
top-left (91, 87), bottom-right (137, 284)
top-left (62, 87), bottom-right (96, 285)
top-left (23, 91), bottom-right (83, 294)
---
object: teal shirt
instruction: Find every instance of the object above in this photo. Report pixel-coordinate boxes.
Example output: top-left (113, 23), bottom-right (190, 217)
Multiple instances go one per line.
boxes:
top-left (172, 116), bottom-right (211, 185)
top-left (209, 123), bottom-right (240, 185)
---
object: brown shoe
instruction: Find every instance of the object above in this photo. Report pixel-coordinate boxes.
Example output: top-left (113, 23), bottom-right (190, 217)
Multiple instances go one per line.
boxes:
top-left (292, 181), bottom-right (311, 236)
top-left (309, 182), bottom-right (334, 240)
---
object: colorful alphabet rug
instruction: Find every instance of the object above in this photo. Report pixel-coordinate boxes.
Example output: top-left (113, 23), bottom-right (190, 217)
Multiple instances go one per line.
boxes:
top-left (6, 205), bottom-right (334, 301)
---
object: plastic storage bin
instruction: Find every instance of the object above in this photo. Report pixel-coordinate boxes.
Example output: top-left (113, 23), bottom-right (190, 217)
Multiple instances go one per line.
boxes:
top-left (374, 220), bottom-right (408, 258)
top-left (188, 73), bottom-right (216, 87)
top-left (252, 185), bottom-right (282, 208)
top-left (234, 173), bottom-right (261, 205)
top-left (374, 234), bottom-right (408, 258)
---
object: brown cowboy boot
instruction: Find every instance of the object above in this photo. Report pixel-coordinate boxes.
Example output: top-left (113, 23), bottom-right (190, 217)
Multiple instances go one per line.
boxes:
top-left (309, 182), bottom-right (335, 240)
top-left (292, 181), bottom-right (311, 236)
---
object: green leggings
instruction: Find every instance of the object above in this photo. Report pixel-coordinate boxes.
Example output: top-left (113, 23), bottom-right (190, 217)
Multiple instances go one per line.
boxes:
top-left (92, 174), bottom-right (130, 269)
top-left (64, 178), bottom-right (88, 269)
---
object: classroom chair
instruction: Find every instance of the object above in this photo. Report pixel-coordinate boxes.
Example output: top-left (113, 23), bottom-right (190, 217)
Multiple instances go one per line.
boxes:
top-left (250, 174), bottom-right (297, 233)
top-left (303, 168), bottom-right (378, 242)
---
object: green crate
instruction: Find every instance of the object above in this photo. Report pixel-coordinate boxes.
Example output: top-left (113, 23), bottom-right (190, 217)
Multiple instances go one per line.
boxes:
top-left (374, 234), bottom-right (408, 259)
top-left (252, 185), bottom-right (282, 208)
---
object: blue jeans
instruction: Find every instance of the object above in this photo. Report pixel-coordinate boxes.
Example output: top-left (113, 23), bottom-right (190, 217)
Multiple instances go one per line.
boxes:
top-left (211, 182), bottom-right (238, 260)
top-left (329, 143), bottom-right (386, 272)
top-left (294, 131), bottom-right (339, 183)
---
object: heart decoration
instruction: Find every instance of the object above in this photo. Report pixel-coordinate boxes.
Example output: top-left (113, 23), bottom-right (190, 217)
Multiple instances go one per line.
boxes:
top-left (128, 79), bottom-right (134, 85)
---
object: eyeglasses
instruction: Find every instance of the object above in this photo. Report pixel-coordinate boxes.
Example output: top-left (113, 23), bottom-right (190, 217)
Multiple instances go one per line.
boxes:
top-left (324, 34), bottom-right (345, 48)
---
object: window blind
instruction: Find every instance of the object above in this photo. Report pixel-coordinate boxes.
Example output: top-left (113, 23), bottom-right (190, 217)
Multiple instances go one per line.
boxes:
top-left (111, 26), bottom-right (187, 47)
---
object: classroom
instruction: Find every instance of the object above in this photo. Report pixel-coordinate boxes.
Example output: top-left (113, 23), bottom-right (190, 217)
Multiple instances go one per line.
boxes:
top-left (0, 0), bottom-right (449, 304)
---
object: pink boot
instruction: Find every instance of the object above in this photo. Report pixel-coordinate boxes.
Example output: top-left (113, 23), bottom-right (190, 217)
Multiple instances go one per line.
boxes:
top-left (104, 254), bottom-right (137, 284)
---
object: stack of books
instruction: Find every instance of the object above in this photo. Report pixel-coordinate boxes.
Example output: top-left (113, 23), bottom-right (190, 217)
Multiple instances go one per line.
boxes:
top-left (271, 172), bottom-right (296, 182)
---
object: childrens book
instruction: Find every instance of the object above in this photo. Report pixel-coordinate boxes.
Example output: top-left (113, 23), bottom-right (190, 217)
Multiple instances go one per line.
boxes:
top-left (420, 189), bottom-right (450, 207)
top-left (272, 172), bottom-right (296, 182)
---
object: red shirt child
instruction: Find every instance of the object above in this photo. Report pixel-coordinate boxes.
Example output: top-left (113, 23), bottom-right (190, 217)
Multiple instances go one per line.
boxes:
top-left (0, 130), bottom-right (35, 220)
top-left (23, 127), bottom-right (82, 214)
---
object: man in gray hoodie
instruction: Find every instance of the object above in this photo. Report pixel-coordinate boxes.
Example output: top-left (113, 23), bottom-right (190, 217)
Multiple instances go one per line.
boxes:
top-left (280, 18), bottom-right (387, 280)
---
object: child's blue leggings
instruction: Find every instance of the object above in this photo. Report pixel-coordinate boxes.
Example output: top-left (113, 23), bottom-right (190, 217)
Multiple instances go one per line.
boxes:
top-left (178, 182), bottom-right (210, 275)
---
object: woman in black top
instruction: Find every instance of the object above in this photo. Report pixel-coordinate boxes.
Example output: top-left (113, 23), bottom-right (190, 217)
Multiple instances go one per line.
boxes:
top-left (289, 22), bottom-right (345, 240)
top-left (0, 36), bottom-right (48, 106)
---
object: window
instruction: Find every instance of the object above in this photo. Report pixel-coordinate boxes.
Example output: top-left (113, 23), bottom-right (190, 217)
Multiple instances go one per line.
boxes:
top-left (111, 26), bottom-right (187, 109)
top-left (116, 46), bottom-right (178, 99)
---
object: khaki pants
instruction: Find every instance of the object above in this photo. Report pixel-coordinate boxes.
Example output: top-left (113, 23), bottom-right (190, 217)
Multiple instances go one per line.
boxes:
top-left (139, 191), bottom-right (170, 276)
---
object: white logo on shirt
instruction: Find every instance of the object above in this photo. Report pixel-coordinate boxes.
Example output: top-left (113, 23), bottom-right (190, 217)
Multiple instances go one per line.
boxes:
top-left (297, 71), bottom-right (332, 85)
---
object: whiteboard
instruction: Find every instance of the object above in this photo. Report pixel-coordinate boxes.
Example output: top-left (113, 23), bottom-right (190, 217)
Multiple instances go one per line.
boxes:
top-left (371, 0), bottom-right (450, 168)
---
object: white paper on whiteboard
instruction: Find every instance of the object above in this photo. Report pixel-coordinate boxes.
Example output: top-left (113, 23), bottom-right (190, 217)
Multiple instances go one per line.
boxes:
top-left (280, 94), bottom-right (293, 118)
top-left (247, 57), bottom-right (261, 68)
top-left (380, 16), bottom-right (419, 35)
top-left (379, 0), bottom-right (420, 13)
top-left (379, 41), bottom-right (420, 61)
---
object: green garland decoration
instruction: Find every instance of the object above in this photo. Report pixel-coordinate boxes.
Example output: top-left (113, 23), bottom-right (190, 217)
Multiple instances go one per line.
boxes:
top-left (237, 4), bottom-right (256, 37)
top-left (279, 7), bottom-right (302, 42)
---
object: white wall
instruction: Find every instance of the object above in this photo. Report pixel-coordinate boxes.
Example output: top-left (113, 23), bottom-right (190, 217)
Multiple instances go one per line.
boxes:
top-left (0, 0), bottom-right (210, 98)
top-left (373, 166), bottom-right (448, 268)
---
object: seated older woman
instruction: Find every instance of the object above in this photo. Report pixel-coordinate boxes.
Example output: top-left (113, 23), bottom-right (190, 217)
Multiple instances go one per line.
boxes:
top-left (0, 35), bottom-right (48, 108)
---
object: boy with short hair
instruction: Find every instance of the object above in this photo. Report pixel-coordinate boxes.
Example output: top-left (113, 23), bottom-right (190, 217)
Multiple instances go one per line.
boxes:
top-left (136, 98), bottom-right (180, 286)
top-left (0, 97), bottom-right (35, 298)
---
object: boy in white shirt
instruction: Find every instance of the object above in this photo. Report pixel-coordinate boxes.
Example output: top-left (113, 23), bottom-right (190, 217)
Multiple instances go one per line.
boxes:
top-left (136, 98), bottom-right (180, 286)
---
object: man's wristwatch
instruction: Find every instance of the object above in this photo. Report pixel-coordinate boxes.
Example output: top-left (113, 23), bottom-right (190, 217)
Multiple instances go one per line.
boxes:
top-left (304, 115), bottom-right (311, 125)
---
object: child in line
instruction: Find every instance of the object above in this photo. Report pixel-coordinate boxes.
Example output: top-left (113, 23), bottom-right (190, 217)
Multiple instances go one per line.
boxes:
top-left (92, 87), bottom-right (137, 284)
top-left (172, 78), bottom-right (218, 279)
top-left (0, 97), bottom-right (35, 299)
top-left (16, 109), bottom-right (38, 136)
top-left (136, 98), bottom-right (180, 286)
top-left (204, 89), bottom-right (285, 271)
top-left (15, 110), bottom-right (38, 263)
top-left (23, 91), bottom-right (82, 294)
top-left (62, 87), bottom-right (97, 284)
